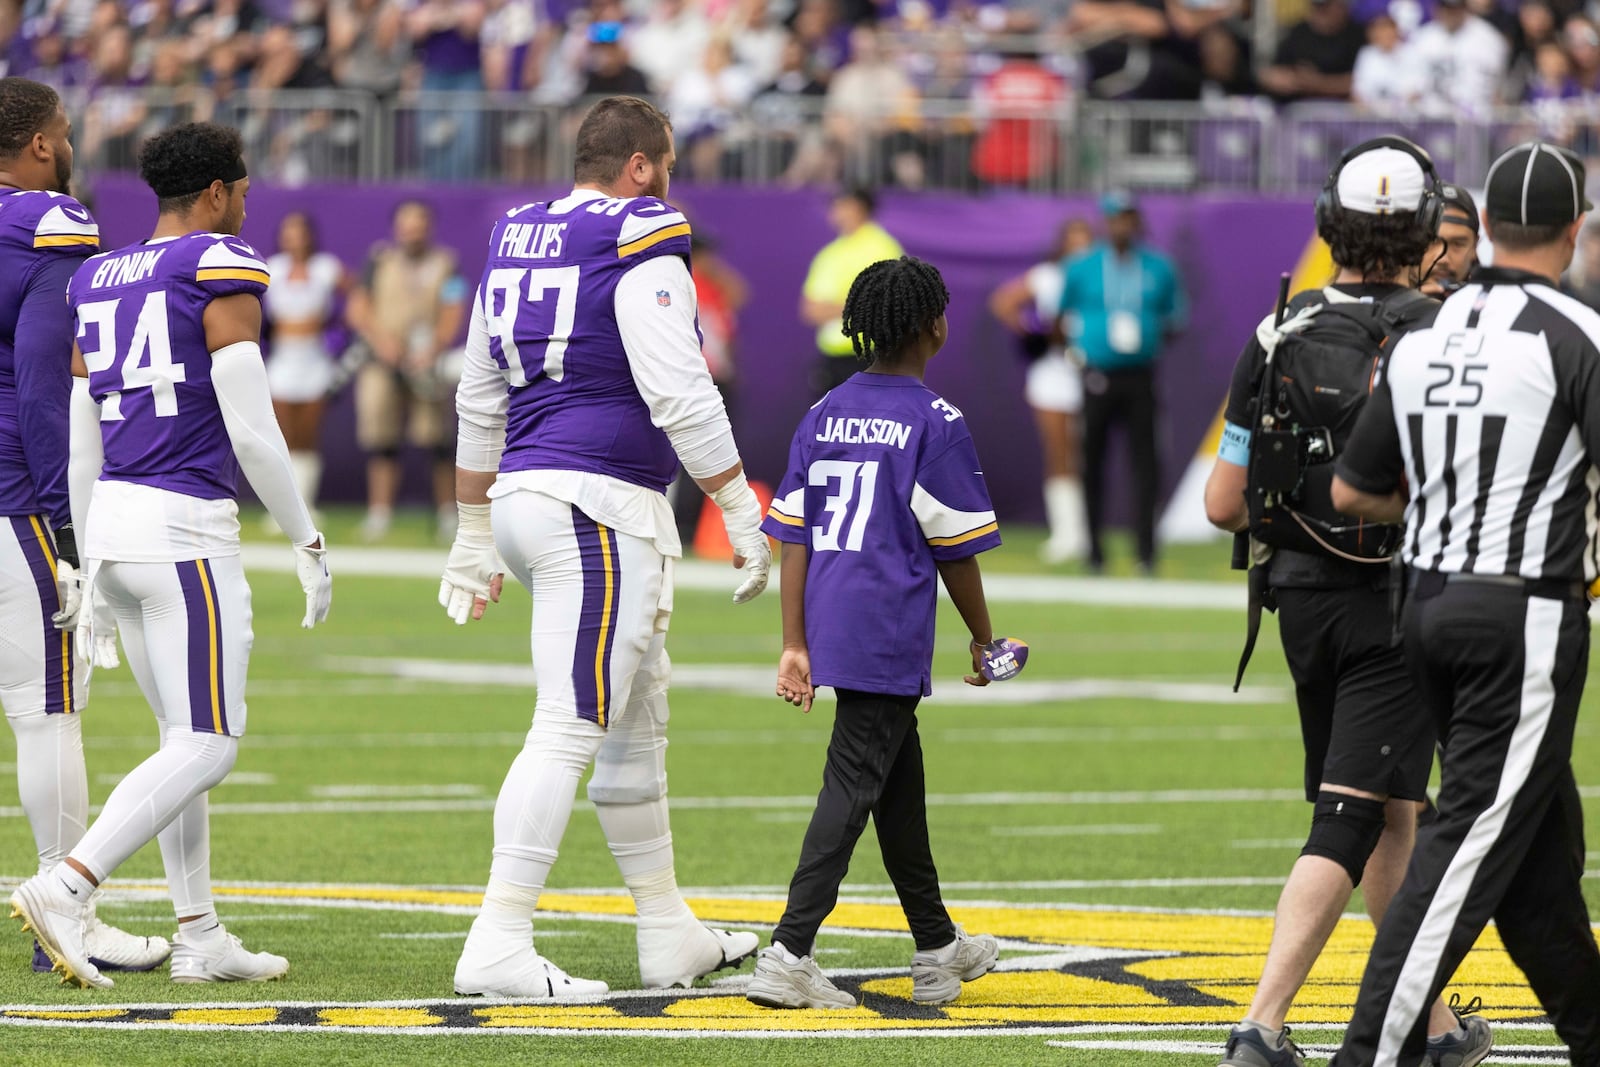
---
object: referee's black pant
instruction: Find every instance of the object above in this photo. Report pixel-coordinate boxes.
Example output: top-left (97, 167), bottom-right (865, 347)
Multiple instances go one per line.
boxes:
top-left (1333, 577), bottom-right (1600, 1067)
top-left (771, 689), bottom-right (957, 956)
top-left (1081, 365), bottom-right (1159, 569)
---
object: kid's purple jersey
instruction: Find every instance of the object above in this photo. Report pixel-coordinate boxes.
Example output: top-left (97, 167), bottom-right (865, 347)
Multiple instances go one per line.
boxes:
top-left (0, 190), bottom-right (99, 526)
top-left (482, 193), bottom-right (696, 492)
top-left (763, 373), bottom-right (1002, 697)
top-left (68, 232), bottom-right (270, 500)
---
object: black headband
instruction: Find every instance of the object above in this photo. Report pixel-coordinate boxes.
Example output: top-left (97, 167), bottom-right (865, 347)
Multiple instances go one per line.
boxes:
top-left (154, 156), bottom-right (248, 199)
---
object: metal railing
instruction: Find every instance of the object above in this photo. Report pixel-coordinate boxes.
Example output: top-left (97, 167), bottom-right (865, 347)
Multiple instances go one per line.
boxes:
top-left (60, 86), bottom-right (1583, 195)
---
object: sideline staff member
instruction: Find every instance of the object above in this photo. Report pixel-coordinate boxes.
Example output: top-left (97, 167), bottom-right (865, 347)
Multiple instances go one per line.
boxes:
top-left (1203, 140), bottom-right (1479, 1067)
top-left (1331, 141), bottom-right (1600, 1067)
top-left (800, 188), bottom-right (902, 396)
top-left (1059, 191), bottom-right (1185, 573)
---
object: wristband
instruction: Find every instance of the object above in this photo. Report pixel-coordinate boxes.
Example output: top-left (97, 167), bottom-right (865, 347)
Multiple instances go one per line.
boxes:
top-left (53, 524), bottom-right (80, 570)
top-left (456, 502), bottom-right (494, 545)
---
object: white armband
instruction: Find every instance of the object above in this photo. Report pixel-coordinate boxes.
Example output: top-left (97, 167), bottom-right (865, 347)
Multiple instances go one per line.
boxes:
top-left (614, 257), bottom-right (743, 480)
top-left (67, 377), bottom-right (103, 548)
top-left (211, 341), bottom-right (318, 546)
top-left (455, 286), bottom-right (508, 474)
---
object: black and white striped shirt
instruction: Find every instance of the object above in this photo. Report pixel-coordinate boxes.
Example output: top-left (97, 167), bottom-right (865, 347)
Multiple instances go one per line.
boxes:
top-left (1337, 267), bottom-right (1600, 583)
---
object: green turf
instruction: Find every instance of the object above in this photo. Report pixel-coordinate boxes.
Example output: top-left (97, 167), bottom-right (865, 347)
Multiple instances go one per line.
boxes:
top-left (0, 510), bottom-right (1593, 1064)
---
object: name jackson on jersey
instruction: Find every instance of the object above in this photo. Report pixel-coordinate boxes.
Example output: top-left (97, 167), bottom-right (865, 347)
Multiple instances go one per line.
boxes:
top-left (815, 416), bottom-right (913, 449)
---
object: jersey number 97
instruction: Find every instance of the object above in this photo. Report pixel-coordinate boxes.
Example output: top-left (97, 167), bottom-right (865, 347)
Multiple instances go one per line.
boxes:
top-left (483, 266), bottom-right (581, 387)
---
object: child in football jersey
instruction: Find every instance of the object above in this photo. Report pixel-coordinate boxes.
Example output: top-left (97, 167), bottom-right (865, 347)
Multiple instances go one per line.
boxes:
top-left (746, 256), bottom-right (1004, 1010)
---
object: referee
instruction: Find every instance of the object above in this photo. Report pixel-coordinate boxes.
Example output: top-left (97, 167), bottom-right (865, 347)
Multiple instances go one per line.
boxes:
top-left (1330, 141), bottom-right (1600, 1067)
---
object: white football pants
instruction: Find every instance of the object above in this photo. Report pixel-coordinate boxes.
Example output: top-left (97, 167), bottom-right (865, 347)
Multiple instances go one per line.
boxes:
top-left (486, 490), bottom-right (678, 891)
top-left (68, 557), bottom-right (251, 916)
top-left (1, 516), bottom-right (90, 872)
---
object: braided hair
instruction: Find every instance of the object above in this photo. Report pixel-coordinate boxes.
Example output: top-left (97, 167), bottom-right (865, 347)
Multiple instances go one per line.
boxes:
top-left (840, 256), bottom-right (950, 367)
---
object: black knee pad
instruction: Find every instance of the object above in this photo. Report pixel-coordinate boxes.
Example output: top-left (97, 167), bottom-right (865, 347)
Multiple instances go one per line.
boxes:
top-left (1301, 792), bottom-right (1387, 887)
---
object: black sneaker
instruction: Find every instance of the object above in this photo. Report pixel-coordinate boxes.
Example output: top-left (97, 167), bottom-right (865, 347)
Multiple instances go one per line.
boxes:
top-left (1427, 997), bottom-right (1492, 1067)
top-left (1220, 1024), bottom-right (1307, 1067)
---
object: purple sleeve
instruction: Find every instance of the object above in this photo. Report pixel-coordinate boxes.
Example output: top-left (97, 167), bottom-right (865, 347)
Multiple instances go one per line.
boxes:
top-left (15, 255), bottom-right (84, 529)
top-left (916, 429), bottom-right (1002, 561)
top-left (760, 427), bottom-right (809, 545)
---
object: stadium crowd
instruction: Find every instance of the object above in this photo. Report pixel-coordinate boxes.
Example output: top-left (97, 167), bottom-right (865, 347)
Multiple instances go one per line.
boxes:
top-left (0, 0), bottom-right (1591, 187)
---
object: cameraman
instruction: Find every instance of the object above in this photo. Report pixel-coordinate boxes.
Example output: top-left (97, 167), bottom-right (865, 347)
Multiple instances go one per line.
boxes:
top-left (1201, 140), bottom-right (1490, 1067)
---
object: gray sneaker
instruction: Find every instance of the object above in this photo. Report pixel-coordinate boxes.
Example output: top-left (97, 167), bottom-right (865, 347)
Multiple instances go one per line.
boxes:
top-left (745, 946), bottom-right (856, 1009)
top-left (1427, 1011), bottom-right (1492, 1067)
top-left (911, 926), bottom-right (999, 1005)
top-left (1220, 1023), bottom-right (1306, 1067)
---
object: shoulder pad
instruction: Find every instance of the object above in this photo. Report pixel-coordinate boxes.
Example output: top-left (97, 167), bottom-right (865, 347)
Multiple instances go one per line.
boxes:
top-left (25, 193), bottom-right (99, 251)
top-left (615, 199), bottom-right (691, 260)
top-left (195, 235), bottom-right (271, 288)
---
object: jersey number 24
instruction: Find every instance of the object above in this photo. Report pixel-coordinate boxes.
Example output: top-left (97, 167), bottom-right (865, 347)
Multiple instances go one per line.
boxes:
top-left (77, 294), bottom-right (186, 420)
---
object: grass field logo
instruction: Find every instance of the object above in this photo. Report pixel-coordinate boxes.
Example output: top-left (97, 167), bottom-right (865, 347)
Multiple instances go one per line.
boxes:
top-left (0, 881), bottom-right (1552, 1038)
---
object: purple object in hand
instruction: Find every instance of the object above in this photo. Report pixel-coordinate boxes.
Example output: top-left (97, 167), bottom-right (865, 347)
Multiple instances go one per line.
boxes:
top-left (980, 638), bottom-right (1029, 682)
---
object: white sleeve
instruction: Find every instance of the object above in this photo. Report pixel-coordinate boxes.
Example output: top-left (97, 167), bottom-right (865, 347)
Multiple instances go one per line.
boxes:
top-left (68, 378), bottom-right (103, 550)
top-left (210, 342), bottom-right (318, 546)
top-left (613, 255), bottom-right (742, 480)
top-left (455, 284), bottom-right (508, 474)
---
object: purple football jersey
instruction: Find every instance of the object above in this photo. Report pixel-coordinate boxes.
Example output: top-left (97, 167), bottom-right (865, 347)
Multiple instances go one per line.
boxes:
top-left (482, 193), bottom-right (695, 492)
top-left (762, 373), bottom-right (1002, 697)
top-left (0, 190), bottom-right (99, 525)
top-left (68, 233), bottom-right (270, 500)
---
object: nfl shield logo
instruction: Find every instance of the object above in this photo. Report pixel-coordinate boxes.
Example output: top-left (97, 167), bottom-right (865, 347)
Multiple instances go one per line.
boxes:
top-left (656, 290), bottom-right (672, 307)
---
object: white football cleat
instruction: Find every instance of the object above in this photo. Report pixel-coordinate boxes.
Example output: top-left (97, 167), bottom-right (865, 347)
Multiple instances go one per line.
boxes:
top-left (638, 917), bottom-right (760, 989)
top-left (454, 944), bottom-right (609, 999)
top-left (9, 872), bottom-right (109, 989)
top-left (84, 896), bottom-right (171, 972)
top-left (170, 924), bottom-right (288, 983)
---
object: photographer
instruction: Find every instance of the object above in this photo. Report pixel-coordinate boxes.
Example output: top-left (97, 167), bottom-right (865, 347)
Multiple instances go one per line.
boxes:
top-left (1201, 139), bottom-right (1489, 1067)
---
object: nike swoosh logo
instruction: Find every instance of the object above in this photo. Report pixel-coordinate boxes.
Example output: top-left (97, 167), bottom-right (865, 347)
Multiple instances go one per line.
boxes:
top-left (62, 883), bottom-right (79, 896)
top-left (61, 207), bottom-right (92, 223)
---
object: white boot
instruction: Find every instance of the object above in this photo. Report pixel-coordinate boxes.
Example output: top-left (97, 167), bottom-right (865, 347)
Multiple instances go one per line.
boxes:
top-left (1040, 476), bottom-right (1086, 563)
top-left (637, 914), bottom-right (759, 989)
top-left (453, 915), bottom-right (607, 998)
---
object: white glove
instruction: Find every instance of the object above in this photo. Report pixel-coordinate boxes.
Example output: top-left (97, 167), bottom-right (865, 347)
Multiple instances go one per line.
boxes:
top-left (75, 583), bottom-right (119, 669)
top-left (52, 559), bottom-right (84, 630)
top-left (295, 534), bottom-right (332, 629)
top-left (711, 473), bottom-right (771, 604)
top-left (439, 502), bottom-right (503, 625)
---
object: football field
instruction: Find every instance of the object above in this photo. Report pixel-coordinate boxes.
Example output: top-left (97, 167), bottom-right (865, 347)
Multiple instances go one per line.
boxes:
top-left (1, 513), bottom-right (1594, 1066)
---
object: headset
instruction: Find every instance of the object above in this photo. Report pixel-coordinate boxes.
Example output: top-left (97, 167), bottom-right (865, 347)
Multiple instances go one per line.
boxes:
top-left (1314, 135), bottom-right (1445, 239)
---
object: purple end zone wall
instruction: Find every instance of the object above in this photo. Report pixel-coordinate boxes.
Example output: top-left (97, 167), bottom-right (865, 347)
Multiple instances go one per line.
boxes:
top-left (84, 176), bottom-right (1316, 523)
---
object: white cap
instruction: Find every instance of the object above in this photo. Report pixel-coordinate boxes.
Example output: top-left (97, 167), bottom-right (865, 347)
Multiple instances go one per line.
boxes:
top-left (1336, 147), bottom-right (1428, 216)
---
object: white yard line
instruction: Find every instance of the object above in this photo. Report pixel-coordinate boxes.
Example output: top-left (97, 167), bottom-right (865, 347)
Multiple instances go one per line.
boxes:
top-left (990, 824), bottom-right (1164, 838)
top-left (309, 784), bottom-right (485, 799)
top-left (1044, 1040), bottom-right (1567, 1063)
top-left (239, 544), bottom-right (1245, 611)
top-left (322, 656), bottom-right (1289, 706)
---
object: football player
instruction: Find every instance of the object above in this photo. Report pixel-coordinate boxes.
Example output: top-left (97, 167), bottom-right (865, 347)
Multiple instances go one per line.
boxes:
top-left (8, 122), bottom-right (333, 990)
top-left (441, 96), bottom-right (767, 997)
top-left (0, 77), bottom-right (169, 975)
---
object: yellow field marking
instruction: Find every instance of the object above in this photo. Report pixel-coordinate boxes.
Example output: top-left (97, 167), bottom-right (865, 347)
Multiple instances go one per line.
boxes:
top-left (1, 881), bottom-right (1583, 1039)
top-left (319, 1008), bottom-right (443, 1028)
top-left (165, 1008), bottom-right (280, 1026)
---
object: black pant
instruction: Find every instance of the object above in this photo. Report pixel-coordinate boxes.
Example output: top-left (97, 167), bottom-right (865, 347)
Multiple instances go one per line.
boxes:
top-left (772, 689), bottom-right (956, 955)
top-left (1334, 580), bottom-right (1600, 1067)
top-left (1081, 365), bottom-right (1159, 568)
